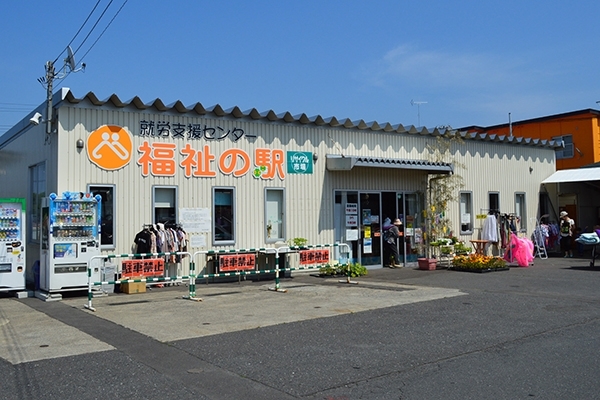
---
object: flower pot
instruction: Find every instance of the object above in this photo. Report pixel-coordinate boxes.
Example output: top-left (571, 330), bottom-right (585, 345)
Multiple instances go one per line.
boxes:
top-left (418, 258), bottom-right (437, 270)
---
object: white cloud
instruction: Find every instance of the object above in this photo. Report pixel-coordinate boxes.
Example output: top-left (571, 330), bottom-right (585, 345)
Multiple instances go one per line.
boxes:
top-left (367, 44), bottom-right (533, 91)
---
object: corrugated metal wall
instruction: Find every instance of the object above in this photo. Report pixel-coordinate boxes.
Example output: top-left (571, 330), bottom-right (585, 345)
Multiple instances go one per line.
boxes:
top-left (0, 100), bottom-right (557, 271)
top-left (54, 103), bottom-right (556, 256)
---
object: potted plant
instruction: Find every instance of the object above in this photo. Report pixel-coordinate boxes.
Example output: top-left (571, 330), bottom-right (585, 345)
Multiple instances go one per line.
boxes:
top-left (453, 241), bottom-right (471, 255)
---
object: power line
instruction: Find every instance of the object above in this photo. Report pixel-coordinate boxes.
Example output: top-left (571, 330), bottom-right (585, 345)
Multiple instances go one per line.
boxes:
top-left (72, 0), bottom-right (116, 58)
top-left (56, 0), bottom-right (129, 86)
top-left (52, 0), bottom-right (102, 65)
top-left (77, 0), bottom-right (128, 64)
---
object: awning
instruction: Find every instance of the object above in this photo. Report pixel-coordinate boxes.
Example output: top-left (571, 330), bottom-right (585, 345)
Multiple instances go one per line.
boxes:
top-left (326, 154), bottom-right (453, 174)
top-left (542, 167), bottom-right (600, 184)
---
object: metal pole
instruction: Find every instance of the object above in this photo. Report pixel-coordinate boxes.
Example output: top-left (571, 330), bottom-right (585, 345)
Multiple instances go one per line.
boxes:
top-left (45, 61), bottom-right (54, 137)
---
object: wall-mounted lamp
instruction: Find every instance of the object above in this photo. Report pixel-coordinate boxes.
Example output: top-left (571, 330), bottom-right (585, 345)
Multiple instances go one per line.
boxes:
top-left (29, 112), bottom-right (44, 126)
top-left (76, 139), bottom-right (84, 149)
top-left (313, 152), bottom-right (318, 162)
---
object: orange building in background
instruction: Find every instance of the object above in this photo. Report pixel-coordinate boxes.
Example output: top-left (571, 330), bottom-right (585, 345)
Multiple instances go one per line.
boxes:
top-left (463, 109), bottom-right (600, 170)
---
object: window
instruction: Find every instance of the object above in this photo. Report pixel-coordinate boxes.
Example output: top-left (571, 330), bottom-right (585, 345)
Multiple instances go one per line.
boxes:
top-left (213, 187), bottom-right (234, 244)
top-left (29, 162), bottom-right (46, 243)
top-left (459, 191), bottom-right (473, 234)
top-left (153, 186), bottom-right (177, 224)
top-left (89, 185), bottom-right (115, 249)
top-left (553, 134), bottom-right (574, 159)
top-left (265, 188), bottom-right (285, 243)
top-left (488, 192), bottom-right (500, 213)
top-left (515, 192), bottom-right (527, 231)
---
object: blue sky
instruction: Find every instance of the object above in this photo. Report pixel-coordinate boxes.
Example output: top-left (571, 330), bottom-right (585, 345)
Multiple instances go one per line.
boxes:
top-left (2, 0), bottom-right (600, 136)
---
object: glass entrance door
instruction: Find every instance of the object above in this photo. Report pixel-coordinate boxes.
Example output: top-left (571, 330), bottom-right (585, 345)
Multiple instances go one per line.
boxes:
top-left (359, 192), bottom-right (381, 267)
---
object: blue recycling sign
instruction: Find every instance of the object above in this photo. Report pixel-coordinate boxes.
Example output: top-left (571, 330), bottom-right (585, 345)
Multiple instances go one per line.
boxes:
top-left (286, 151), bottom-right (313, 174)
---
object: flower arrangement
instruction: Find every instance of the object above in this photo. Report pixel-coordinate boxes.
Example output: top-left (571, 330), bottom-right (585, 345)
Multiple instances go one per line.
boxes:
top-left (452, 254), bottom-right (506, 270)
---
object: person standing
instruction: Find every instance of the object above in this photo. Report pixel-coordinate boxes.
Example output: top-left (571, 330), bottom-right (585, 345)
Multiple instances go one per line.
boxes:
top-left (384, 218), bottom-right (403, 267)
top-left (559, 211), bottom-right (575, 258)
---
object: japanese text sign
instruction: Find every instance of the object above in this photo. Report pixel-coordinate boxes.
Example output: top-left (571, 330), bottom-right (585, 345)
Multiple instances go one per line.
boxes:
top-left (121, 259), bottom-right (165, 279)
top-left (299, 249), bottom-right (330, 265)
top-left (219, 254), bottom-right (256, 272)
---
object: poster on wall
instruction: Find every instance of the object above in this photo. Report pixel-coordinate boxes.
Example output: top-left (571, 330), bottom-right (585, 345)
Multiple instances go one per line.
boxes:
top-left (363, 238), bottom-right (372, 254)
top-left (346, 203), bottom-right (358, 215)
top-left (179, 208), bottom-right (211, 233)
top-left (362, 209), bottom-right (371, 225)
top-left (346, 229), bottom-right (359, 241)
top-left (414, 228), bottom-right (423, 244)
top-left (346, 215), bottom-right (358, 227)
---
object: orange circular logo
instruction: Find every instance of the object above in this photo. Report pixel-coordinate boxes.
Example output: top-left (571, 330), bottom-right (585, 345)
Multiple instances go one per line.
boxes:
top-left (87, 125), bottom-right (133, 170)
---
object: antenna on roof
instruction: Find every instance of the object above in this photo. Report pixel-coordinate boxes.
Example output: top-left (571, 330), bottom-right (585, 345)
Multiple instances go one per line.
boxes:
top-left (509, 112), bottom-right (513, 138)
top-left (65, 46), bottom-right (86, 73)
top-left (411, 99), bottom-right (427, 126)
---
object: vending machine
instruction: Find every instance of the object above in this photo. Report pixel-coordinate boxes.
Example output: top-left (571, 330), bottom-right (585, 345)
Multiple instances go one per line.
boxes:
top-left (40, 192), bottom-right (102, 294)
top-left (0, 198), bottom-right (26, 292)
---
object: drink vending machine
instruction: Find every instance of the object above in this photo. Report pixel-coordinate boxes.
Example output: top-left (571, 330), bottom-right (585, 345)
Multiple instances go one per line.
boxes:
top-left (40, 192), bottom-right (102, 293)
top-left (0, 198), bottom-right (26, 292)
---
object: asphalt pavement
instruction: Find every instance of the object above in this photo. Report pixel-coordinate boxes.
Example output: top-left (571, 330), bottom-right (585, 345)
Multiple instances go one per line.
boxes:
top-left (1, 254), bottom-right (599, 399)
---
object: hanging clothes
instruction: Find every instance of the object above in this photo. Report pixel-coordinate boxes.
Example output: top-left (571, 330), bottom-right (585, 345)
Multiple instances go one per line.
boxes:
top-left (481, 214), bottom-right (498, 243)
top-left (134, 226), bottom-right (153, 255)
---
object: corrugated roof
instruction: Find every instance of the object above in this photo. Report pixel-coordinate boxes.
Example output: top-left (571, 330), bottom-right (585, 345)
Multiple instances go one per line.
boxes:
top-left (1, 88), bottom-right (564, 149)
top-left (326, 154), bottom-right (453, 174)
top-left (58, 89), bottom-right (563, 147)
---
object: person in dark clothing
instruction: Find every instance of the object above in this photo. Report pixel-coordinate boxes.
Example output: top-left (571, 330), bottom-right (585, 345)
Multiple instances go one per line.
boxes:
top-left (384, 218), bottom-right (403, 268)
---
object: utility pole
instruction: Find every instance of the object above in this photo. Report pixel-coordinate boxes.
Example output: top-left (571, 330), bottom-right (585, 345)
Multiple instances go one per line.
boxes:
top-left (44, 61), bottom-right (55, 137)
top-left (37, 46), bottom-right (85, 142)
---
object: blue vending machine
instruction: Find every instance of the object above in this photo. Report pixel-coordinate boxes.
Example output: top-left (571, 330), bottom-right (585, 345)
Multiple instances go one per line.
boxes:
top-left (39, 192), bottom-right (102, 295)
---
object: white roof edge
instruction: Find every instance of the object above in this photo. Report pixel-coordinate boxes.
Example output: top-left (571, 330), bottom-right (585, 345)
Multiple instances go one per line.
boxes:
top-left (542, 167), bottom-right (600, 184)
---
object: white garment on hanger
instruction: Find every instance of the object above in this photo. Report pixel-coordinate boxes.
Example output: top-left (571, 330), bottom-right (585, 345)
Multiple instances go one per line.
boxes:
top-left (481, 214), bottom-right (498, 242)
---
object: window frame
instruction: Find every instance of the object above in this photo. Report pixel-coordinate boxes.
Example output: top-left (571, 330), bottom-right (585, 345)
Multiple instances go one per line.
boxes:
top-left (459, 191), bottom-right (473, 235)
top-left (88, 184), bottom-right (116, 250)
top-left (264, 187), bottom-right (285, 244)
top-left (152, 186), bottom-right (178, 225)
top-left (488, 191), bottom-right (500, 214)
top-left (28, 162), bottom-right (46, 244)
top-left (213, 186), bottom-right (235, 245)
top-left (553, 134), bottom-right (574, 159)
top-left (515, 192), bottom-right (527, 232)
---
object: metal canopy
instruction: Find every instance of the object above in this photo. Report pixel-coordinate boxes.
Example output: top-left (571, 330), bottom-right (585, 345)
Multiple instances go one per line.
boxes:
top-left (325, 154), bottom-right (453, 174)
top-left (541, 167), bottom-right (600, 184)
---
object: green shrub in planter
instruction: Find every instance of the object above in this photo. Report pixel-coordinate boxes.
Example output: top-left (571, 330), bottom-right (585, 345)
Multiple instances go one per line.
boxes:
top-left (440, 245), bottom-right (454, 255)
top-left (454, 242), bottom-right (471, 255)
top-left (319, 262), bottom-right (367, 277)
top-left (347, 262), bottom-right (368, 277)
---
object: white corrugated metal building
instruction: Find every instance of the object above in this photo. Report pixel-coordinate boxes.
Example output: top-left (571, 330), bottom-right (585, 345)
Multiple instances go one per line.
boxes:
top-left (0, 88), bottom-right (560, 284)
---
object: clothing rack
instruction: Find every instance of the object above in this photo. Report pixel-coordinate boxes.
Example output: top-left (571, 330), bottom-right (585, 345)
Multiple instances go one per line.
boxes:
top-left (533, 214), bottom-right (548, 259)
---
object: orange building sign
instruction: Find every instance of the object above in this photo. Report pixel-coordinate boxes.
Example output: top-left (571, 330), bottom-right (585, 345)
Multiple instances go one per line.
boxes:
top-left (87, 125), bottom-right (286, 180)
